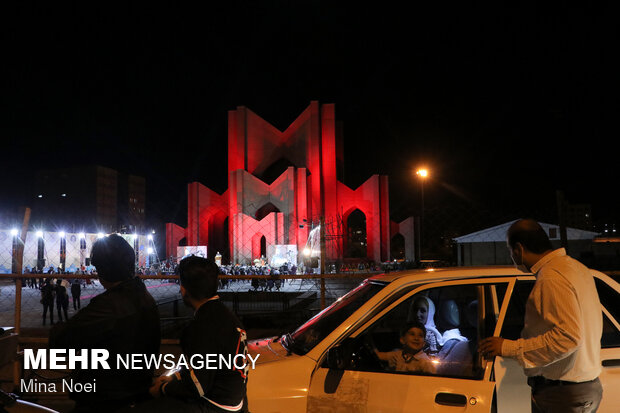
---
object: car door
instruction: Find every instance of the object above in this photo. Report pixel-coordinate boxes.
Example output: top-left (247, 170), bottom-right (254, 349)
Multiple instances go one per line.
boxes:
top-left (495, 272), bottom-right (620, 413)
top-left (494, 277), bottom-right (535, 413)
top-left (306, 279), bottom-right (511, 413)
top-left (593, 272), bottom-right (620, 412)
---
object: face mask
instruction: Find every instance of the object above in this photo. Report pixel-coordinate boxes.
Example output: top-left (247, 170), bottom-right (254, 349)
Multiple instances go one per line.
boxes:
top-left (511, 246), bottom-right (529, 273)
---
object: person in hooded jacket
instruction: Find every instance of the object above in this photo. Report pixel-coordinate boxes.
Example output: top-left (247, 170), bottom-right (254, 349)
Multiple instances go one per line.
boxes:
top-left (49, 234), bottom-right (161, 413)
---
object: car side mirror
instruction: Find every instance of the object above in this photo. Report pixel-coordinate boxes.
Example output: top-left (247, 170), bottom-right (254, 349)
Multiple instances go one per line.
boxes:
top-left (326, 345), bottom-right (345, 370)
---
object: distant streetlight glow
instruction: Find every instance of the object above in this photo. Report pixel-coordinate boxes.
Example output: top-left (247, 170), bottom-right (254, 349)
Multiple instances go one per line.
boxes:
top-left (415, 167), bottom-right (430, 262)
top-left (147, 234), bottom-right (153, 241)
top-left (11, 229), bottom-right (19, 236)
top-left (416, 168), bottom-right (429, 178)
top-left (147, 247), bottom-right (153, 254)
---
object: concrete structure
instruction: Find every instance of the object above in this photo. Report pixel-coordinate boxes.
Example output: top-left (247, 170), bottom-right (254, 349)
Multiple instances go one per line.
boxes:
top-left (453, 220), bottom-right (600, 266)
top-left (166, 101), bottom-right (415, 265)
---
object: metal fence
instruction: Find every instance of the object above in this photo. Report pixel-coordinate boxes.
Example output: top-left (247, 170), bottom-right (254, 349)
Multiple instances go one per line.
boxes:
top-left (0, 272), bottom-right (370, 338)
top-left (0, 271), bottom-right (369, 399)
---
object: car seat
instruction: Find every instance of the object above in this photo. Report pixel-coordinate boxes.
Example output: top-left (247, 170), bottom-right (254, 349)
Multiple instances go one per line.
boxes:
top-left (462, 300), bottom-right (478, 340)
top-left (435, 299), bottom-right (473, 377)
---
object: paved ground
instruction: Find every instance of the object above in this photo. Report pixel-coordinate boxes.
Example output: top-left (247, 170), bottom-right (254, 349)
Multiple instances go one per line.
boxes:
top-left (1, 279), bottom-right (182, 330)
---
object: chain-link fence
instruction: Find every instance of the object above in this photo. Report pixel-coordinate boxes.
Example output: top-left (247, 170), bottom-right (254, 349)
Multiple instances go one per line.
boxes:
top-left (0, 271), bottom-right (369, 405)
top-left (0, 270), bottom-right (370, 401)
top-left (0, 272), bottom-right (371, 338)
top-left (2, 211), bottom-right (618, 340)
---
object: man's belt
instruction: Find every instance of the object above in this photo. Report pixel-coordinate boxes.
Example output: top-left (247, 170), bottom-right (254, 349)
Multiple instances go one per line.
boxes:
top-left (527, 376), bottom-right (598, 389)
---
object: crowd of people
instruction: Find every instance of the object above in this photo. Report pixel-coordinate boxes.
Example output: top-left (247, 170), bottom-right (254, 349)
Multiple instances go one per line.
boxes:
top-left (20, 257), bottom-right (421, 282)
top-left (18, 255), bottom-right (444, 331)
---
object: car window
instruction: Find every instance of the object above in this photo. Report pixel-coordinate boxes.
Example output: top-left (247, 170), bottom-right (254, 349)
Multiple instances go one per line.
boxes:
top-left (329, 282), bottom-right (508, 380)
top-left (503, 278), bottom-right (620, 348)
top-left (601, 313), bottom-right (620, 348)
top-left (594, 278), bottom-right (620, 326)
top-left (286, 280), bottom-right (386, 355)
top-left (500, 280), bottom-right (535, 340)
top-left (595, 277), bottom-right (620, 348)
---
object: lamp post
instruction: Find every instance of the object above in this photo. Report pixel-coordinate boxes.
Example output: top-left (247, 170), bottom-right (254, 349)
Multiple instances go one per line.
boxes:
top-left (416, 168), bottom-right (429, 262)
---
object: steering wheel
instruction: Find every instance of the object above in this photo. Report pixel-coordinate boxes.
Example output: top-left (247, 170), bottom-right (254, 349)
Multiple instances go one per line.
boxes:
top-left (354, 333), bottom-right (384, 370)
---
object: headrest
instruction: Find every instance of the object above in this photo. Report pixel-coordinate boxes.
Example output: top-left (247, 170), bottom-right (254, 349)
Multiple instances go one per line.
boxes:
top-left (438, 299), bottom-right (460, 330)
top-left (465, 300), bottom-right (478, 328)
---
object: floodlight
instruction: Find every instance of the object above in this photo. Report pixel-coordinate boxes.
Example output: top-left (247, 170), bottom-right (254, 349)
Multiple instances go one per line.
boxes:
top-left (59, 231), bottom-right (66, 238)
top-left (147, 248), bottom-right (153, 254)
top-left (10, 229), bottom-right (18, 236)
top-left (97, 232), bottom-right (104, 238)
top-left (78, 232), bottom-right (85, 239)
top-left (36, 231), bottom-right (43, 238)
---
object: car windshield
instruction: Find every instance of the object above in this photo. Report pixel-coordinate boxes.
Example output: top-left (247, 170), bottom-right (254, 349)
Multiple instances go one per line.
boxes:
top-left (283, 280), bottom-right (386, 355)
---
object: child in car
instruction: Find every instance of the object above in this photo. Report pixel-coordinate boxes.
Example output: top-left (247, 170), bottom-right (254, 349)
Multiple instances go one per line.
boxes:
top-left (374, 321), bottom-right (436, 374)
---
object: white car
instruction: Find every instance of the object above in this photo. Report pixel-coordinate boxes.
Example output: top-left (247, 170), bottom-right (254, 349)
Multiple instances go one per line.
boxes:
top-left (247, 266), bottom-right (620, 412)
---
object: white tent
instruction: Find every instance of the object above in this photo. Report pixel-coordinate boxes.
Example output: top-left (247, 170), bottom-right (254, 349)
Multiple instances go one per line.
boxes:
top-left (453, 220), bottom-right (600, 266)
top-left (454, 220), bottom-right (599, 244)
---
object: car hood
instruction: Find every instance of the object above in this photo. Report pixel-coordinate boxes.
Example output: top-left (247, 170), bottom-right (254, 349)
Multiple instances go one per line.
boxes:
top-left (248, 336), bottom-right (292, 364)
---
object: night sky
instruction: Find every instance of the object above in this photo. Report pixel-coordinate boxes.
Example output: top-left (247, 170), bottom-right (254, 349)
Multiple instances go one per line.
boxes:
top-left (2, 3), bottom-right (618, 234)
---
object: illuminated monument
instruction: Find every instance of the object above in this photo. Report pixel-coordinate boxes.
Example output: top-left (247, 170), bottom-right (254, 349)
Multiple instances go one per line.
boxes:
top-left (166, 101), bottom-right (415, 265)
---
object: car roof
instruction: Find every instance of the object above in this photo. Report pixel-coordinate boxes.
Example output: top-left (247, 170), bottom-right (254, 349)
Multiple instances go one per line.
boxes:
top-left (367, 266), bottom-right (531, 284)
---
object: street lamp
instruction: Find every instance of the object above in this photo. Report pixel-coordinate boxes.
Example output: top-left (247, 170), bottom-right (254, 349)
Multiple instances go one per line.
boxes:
top-left (416, 168), bottom-right (429, 217)
top-left (415, 168), bottom-right (429, 262)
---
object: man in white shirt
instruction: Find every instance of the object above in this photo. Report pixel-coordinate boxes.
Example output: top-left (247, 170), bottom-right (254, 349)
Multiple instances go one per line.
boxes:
top-left (479, 219), bottom-right (603, 413)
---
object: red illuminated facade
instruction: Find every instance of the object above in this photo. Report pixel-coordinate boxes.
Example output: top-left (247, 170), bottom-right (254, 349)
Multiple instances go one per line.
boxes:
top-left (166, 102), bottom-right (415, 265)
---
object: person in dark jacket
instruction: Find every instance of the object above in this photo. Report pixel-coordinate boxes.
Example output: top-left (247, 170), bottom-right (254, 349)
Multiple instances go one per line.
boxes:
top-left (126, 255), bottom-right (248, 413)
top-left (71, 279), bottom-right (82, 310)
top-left (49, 234), bottom-right (161, 413)
top-left (40, 278), bottom-right (55, 325)
top-left (55, 279), bottom-right (69, 322)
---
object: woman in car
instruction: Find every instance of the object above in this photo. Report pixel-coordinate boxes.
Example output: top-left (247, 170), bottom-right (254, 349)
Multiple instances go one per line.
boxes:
top-left (409, 296), bottom-right (443, 353)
